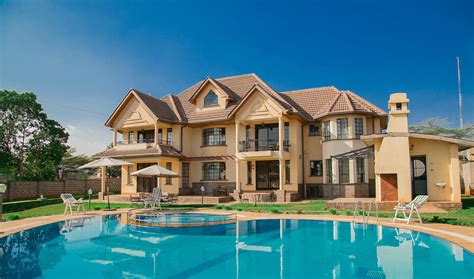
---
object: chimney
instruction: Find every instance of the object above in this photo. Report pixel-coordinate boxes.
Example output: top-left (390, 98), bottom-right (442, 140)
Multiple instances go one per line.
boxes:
top-left (387, 93), bottom-right (410, 133)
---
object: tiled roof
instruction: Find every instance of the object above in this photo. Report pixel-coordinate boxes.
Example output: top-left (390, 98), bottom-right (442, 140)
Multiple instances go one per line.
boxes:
top-left (133, 89), bottom-right (181, 123)
top-left (282, 87), bottom-right (386, 119)
top-left (114, 74), bottom-right (386, 125)
top-left (93, 144), bottom-right (183, 159)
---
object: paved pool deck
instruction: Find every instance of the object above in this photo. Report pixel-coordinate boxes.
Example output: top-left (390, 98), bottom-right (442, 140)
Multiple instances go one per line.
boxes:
top-left (0, 208), bottom-right (472, 253)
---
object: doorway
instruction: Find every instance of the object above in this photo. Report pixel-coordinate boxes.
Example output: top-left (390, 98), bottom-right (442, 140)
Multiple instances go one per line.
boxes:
top-left (256, 160), bottom-right (280, 190)
top-left (137, 163), bottom-right (156, 192)
top-left (411, 156), bottom-right (428, 197)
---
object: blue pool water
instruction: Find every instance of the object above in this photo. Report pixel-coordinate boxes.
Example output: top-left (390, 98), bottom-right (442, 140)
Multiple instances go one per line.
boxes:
top-left (0, 214), bottom-right (472, 278)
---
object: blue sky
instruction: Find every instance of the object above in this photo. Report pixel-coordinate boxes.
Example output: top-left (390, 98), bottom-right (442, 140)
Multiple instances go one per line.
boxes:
top-left (1, 0), bottom-right (473, 155)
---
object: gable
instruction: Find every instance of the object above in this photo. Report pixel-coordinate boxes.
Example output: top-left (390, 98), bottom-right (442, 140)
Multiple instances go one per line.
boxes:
top-left (235, 87), bottom-right (285, 121)
top-left (111, 95), bottom-right (156, 129)
top-left (195, 83), bottom-right (229, 112)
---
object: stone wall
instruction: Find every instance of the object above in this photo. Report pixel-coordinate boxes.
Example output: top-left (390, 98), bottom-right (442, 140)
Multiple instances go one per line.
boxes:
top-left (3, 178), bottom-right (121, 201)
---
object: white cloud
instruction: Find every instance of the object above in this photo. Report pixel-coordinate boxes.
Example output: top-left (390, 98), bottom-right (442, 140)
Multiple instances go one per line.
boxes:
top-left (64, 121), bottom-right (111, 156)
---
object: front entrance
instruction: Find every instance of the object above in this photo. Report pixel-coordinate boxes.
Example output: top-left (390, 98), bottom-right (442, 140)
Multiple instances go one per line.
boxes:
top-left (256, 160), bottom-right (280, 190)
top-left (411, 156), bottom-right (428, 197)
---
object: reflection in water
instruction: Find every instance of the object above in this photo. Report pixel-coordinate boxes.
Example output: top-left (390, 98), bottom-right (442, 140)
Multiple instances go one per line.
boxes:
top-left (0, 215), bottom-right (472, 278)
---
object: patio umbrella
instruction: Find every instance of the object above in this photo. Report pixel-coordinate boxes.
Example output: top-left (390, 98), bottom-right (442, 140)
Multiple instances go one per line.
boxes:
top-left (78, 157), bottom-right (132, 210)
top-left (131, 164), bottom-right (179, 190)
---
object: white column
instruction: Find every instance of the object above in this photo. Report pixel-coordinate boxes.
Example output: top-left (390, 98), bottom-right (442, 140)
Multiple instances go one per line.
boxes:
top-left (235, 121), bottom-right (241, 193)
top-left (113, 129), bottom-right (118, 146)
top-left (154, 122), bottom-right (159, 145)
top-left (349, 158), bottom-right (356, 184)
top-left (279, 117), bottom-right (284, 190)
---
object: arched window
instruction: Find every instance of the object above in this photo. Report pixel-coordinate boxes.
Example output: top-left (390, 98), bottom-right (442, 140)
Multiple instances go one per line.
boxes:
top-left (204, 91), bottom-right (218, 106)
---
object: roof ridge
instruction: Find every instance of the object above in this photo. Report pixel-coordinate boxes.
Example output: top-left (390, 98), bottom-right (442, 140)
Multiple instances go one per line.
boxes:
top-left (342, 91), bottom-right (355, 111)
top-left (327, 92), bottom-right (343, 112)
top-left (165, 94), bottom-right (183, 122)
top-left (282, 86), bottom-right (338, 94)
top-left (215, 73), bottom-right (256, 81)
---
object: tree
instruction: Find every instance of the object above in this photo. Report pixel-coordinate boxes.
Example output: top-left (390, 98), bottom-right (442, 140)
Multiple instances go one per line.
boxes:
top-left (0, 90), bottom-right (69, 180)
top-left (60, 148), bottom-right (95, 179)
top-left (409, 117), bottom-right (474, 140)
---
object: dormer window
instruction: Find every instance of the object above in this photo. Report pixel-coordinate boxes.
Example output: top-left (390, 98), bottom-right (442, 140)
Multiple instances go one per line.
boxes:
top-left (204, 91), bottom-right (218, 107)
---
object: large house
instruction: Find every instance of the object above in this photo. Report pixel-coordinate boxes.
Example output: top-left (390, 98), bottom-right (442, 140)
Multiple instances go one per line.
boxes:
top-left (95, 73), bottom-right (472, 204)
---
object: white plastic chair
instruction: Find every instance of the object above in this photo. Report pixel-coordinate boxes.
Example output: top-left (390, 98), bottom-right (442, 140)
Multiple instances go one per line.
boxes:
top-left (143, 188), bottom-right (162, 210)
top-left (60, 193), bottom-right (85, 215)
top-left (393, 195), bottom-right (428, 224)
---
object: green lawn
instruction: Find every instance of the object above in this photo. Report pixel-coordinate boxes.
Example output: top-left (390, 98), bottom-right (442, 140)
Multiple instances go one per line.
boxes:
top-left (4, 202), bottom-right (209, 220)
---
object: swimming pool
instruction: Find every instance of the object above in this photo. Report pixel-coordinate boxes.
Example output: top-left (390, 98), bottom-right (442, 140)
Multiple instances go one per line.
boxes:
top-left (0, 214), bottom-right (472, 278)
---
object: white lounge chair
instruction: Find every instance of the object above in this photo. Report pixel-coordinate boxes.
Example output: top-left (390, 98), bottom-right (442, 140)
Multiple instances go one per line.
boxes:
top-left (393, 195), bottom-right (428, 224)
top-left (144, 188), bottom-right (162, 210)
top-left (60, 193), bottom-right (85, 215)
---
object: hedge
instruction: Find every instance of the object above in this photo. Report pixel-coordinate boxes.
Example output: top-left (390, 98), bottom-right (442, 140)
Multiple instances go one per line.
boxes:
top-left (2, 194), bottom-right (98, 213)
top-left (3, 198), bottom-right (64, 213)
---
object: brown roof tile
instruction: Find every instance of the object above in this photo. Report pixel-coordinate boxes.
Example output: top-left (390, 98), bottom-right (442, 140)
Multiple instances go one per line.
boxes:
top-left (114, 74), bottom-right (386, 125)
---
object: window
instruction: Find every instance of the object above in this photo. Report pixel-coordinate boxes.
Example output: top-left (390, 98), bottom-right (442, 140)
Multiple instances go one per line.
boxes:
top-left (202, 128), bottom-right (226, 146)
top-left (247, 161), bottom-right (252, 184)
top-left (157, 128), bottom-right (163, 143)
top-left (204, 91), bottom-right (218, 106)
top-left (338, 158), bottom-right (350, 183)
top-left (181, 163), bottom-right (190, 188)
top-left (337, 118), bottom-right (348, 139)
top-left (285, 160), bottom-right (291, 184)
top-left (325, 159), bottom-right (333, 183)
top-left (245, 125), bottom-right (251, 141)
top-left (165, 162), bottom-right (172, 184)
top-left (202, 162), bottom-right (226, 181)
top-left (323, 121), bottom-right (331, 141)
top-left (396, 103), bottom-right (402, 110)
top-left (284, 122), bottom-right (290, 145)
top-left (127, 165), bottom-right (132, 184)
top-left (137, 130), bottom-right (154, 143)
top-left (356, 158), bottom-right (365, 183)
top-left (310, 160), bottom-right (323, 176)
top-left (166, 128), bottom-right (173, 145)
top-left (309, 124), bottom-right (320, 136)
top-left (355, 118), bottom-right (364, 139)
top-left (128, 131), bottom-right (134, 144)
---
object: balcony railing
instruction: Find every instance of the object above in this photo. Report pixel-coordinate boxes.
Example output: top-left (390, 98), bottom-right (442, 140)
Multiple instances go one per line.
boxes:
top-left (239, 139), bottom-right (289, 152)
top-left (116, 139), bottom-right (172, 146)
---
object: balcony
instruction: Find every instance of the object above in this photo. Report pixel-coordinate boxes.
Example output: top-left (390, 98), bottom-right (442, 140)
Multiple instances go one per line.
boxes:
top-left (239, 139), bottom-right (290, 157)
top-left (116, 139), bottom-right (172, 146)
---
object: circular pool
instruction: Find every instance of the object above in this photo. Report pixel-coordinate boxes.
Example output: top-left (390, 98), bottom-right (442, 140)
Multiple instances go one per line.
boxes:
top-left (127, 210), bottom-right (236, 227)
top-left (0, 214), bottom-right (472, 278)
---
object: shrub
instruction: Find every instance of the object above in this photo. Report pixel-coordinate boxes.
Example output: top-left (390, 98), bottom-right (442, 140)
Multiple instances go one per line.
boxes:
top-left (270, 208), bottom-right (280, 214)
top-left (344, 210), bottom-right (353, 216)
top-left (328, 208), bottom-right (337, 215)
top-left (7, 214), bottom-right (20, 221)
top-left (236, 208), bottom-right (242, 211)
top-left (94, 206), bottom-right (101, 211)
top-left (223, 206), bottom-right (232, 210)
top-left (215, 205), bottom-right (223, 210)
top-left (3, 198), bottom-right (63, 213)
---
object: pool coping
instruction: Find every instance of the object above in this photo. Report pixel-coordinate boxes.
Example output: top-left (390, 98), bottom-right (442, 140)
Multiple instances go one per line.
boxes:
top-left (0, 209), bottom-right (473, 253)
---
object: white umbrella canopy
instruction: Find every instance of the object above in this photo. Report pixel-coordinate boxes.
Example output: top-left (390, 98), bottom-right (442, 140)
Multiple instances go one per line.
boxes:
top-left (78, 157), bottom-right (132, 169)
top-left (130, 164), bottom-right (179, 177)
